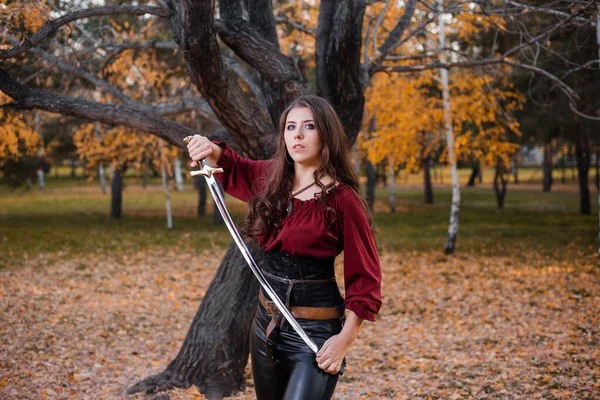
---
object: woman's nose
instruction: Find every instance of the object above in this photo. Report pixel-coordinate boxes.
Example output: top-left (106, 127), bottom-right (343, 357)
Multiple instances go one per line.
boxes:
top-left (294, 127), bottom-right (303, 139)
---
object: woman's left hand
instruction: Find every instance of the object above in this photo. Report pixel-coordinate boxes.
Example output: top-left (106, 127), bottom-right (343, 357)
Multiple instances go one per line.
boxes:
top-left (316, 334), bottom-right (350, 374)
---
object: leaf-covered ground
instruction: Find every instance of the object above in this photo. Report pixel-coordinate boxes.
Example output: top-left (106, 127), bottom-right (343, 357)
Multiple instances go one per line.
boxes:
top-left (0, 248), bottom-right (598, 399)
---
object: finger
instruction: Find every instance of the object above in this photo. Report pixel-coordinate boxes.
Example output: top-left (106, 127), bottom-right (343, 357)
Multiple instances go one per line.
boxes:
top-left (188, 136), bottom-right (205, 151)
top-left (190, 161), bottom-right (197, 168)
top-left (317, 341), bottom-right (330, 357)
top-left (325, 363), bottom-right (338, 374)
top-left (318, 358), bottom-right (333, 371)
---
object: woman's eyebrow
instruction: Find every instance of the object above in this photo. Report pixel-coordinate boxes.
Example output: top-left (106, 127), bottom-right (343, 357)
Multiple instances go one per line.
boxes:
top-left (286, 119), bottom-right (314, 124)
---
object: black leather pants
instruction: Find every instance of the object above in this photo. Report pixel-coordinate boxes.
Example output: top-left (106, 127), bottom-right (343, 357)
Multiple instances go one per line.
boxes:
top-left (250, 302), bottom-right (344, 400)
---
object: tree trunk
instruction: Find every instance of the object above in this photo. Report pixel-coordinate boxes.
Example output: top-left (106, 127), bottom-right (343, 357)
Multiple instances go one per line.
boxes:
top-left (127, 243), bottom-right (262, 399)
top-left (595, 150), bottom-right (599, 191)
top-left (174, 159), bottom-right (183, 192)
top-left (388, 161), bottom-right (395, 212)
top-left (561, 155), bottom-right (567, 184)
top-left (366, 160), bottom-right (376, 212)
top-left (71, 159), bottom-right (76, 178)
top-left (543, 141), bottom-right (553, 192)
top-left (439, 0), bottom-right (460, 255)
top-left (143, 153), bottom-right (150, 189)
top-left (511, 156), bottom-right (519, 184)
top-left (35, 110), bottom-right (44, 190)
top-left (161, 163), bottom-right (173, 230)
top-left (110, 167), bottom-right (123, 219)
top-left (423, 157), bottom-right (434, 204)
top-left (575, 124), bottom-right (591, 215)
top-left (195, 176), bottom-right (207, 217)
top-left (467, 162), bottom-right (479, 187)
top-left (99, 165), bottom-right (107, 194)
top-left (494, 157), bottom-right (507, 209)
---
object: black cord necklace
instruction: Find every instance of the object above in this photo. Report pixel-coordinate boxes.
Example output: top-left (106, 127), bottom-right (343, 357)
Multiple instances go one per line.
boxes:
top-left (286, 181), bottom-right (317, 216)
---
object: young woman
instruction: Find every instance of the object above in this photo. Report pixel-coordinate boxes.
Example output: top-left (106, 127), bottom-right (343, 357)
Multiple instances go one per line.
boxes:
top-left (186, 95), bottom-right (381, 400)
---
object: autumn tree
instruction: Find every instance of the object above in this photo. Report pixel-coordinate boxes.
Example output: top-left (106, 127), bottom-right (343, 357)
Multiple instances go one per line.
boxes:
top-left (0, 94), bottom-right (41, 187)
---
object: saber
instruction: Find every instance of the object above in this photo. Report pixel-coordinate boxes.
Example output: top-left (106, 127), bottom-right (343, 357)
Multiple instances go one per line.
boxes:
top-left (184, 136), bottom-right (319, 353)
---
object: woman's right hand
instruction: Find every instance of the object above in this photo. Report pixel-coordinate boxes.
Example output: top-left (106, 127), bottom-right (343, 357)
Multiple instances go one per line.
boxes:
top-left (186, 135), bottom-right (222, 168)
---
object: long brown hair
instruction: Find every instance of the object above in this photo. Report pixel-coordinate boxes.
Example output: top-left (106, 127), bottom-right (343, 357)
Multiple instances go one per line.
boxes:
top-left (239, 95), bottom-right (374, 243)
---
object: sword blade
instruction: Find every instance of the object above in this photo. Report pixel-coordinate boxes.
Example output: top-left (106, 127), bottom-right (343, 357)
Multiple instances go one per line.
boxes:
top-left (201, 166), bottom-right (319, 354)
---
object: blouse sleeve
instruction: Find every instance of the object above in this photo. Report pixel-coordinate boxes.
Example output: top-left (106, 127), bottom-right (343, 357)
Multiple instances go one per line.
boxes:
top-left (212, 141), bottom-right (270, 202)
top-left (339, 190), bottom-right (382, 322)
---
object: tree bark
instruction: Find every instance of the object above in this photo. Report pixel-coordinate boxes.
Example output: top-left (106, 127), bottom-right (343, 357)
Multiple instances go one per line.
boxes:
top-left (316, 0), bottom-right (367, 143)
top-left (110, 167), bottom-right (123, 219)
top-left (438, 0), bottom-right (460, 255)
top-left (595, 150), bottom-right (599, 191)
top-left (127, 243), bottom-right (262, 399)
top-left (99, 165), bottom-right (107, 195)
top-left (423, 157), bottom-right (434, 204)
top-left (467, 162), bottom-right (479, 187)
top-left (543, 141), bottom-right (553, 192)
top-left (494, 157), bottom-right (508, 209)
top-left (195, 176), bottom-right (207, 217)
top-left (161, 163), bottom-right (173, 230)
top-left (366, 161), bottom-right (376, 212)
top-left (575, 123), bottom-right (591, 215)
top-left (388, 161), bottom-right (396, 212)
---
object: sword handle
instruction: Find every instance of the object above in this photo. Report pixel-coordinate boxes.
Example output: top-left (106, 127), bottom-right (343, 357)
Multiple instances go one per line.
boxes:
top-left (184, 136), bottom-right (223, 177)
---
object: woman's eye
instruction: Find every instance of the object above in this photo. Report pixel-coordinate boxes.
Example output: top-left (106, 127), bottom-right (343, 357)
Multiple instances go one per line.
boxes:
top-left (305, 124), bottom-right (315, 130)
top-left (286, 125), bottom-right (295, 130)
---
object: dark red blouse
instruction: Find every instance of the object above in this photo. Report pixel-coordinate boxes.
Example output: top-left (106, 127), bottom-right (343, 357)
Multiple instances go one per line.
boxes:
top-left (213, 142), bottom-right (382, 321)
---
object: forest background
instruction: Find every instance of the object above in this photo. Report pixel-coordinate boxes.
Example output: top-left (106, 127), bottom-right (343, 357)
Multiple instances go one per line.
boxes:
top-left (0, 0), bottom-right (598, 399)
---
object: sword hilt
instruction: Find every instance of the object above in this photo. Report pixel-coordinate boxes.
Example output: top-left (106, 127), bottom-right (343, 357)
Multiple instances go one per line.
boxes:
top-left (184, 136), bottom-right (224, 177)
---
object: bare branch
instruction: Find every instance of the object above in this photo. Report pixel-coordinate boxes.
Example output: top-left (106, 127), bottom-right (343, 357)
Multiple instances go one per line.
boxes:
top-left (0, 5), bottom-right (167, 60)
top-left (504, 0), bottom-right (594, 26)
top-left (372, 0), bottom-right (393, 57)
top-left (274, 15), bottom-right (316, 37)
top-left (374, 0), bottom-right (419, 58)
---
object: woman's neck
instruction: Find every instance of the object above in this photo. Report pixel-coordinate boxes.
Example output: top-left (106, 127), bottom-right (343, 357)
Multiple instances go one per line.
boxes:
top-left (293, 163), bottom-right (319, 187)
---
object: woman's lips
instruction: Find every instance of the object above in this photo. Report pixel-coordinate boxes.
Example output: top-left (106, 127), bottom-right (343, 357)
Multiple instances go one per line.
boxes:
top-left (292, 145), bottom-right (305, 150)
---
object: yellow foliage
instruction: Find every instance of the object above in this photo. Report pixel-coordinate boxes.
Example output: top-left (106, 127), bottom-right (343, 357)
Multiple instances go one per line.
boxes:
top-left (73, 123), bottom-right (179, 181)
top-left (363, 67), bottom-right (524, 171)
top-left (0, 94), bottom-right (41, 165)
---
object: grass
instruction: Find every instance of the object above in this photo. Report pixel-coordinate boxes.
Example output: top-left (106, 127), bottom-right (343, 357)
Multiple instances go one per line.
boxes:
top-left (0, 166), bottom-right (596, 268)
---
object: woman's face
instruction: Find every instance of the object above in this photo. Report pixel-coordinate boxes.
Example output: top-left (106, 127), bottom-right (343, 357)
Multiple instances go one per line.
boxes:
top-left (284, 107), bottom-right (321, 168)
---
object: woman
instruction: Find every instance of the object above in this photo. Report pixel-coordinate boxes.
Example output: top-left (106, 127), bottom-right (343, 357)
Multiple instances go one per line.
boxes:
top-left (186, 95), bottom-right (381, 400)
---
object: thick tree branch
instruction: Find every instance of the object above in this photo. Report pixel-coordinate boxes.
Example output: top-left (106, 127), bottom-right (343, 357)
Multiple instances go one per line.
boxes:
top-left (316, 0), bottom-right (367, 144)
top-left (216, 18), bottom-right (307, 111)
top-left (175, 0), bottom-right (277, 159)
top-left (0, 5), bottom-right (167, 60)
top-left (0, 68), bottom-right (215, 147)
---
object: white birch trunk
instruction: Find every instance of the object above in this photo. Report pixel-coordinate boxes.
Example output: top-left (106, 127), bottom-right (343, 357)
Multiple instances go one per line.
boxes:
top-left (159, 141), bottom-right (173, 230)
top-left (94, 123), bottom-right (107, 194)
top-left (99, 165), bottom-right (107, 194)
top-left (174, 159), bottom-right (183, 192)
top-left (162, 163), bottom-right (173, 230)
top-left (35, 111), bottom-right (44, 189)
top-left (438, 0), bottom-right (461, 254)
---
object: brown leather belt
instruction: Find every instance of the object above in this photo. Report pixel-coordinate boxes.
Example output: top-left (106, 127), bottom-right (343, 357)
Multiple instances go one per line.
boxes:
top-left (259, 290), bottom-right (340, 366)
top-left (259, 290), bottom-right (339, 320)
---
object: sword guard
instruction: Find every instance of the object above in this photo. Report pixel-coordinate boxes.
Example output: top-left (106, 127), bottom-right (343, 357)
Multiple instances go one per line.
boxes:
top-left (189, 165), bottom-right (224, 177)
